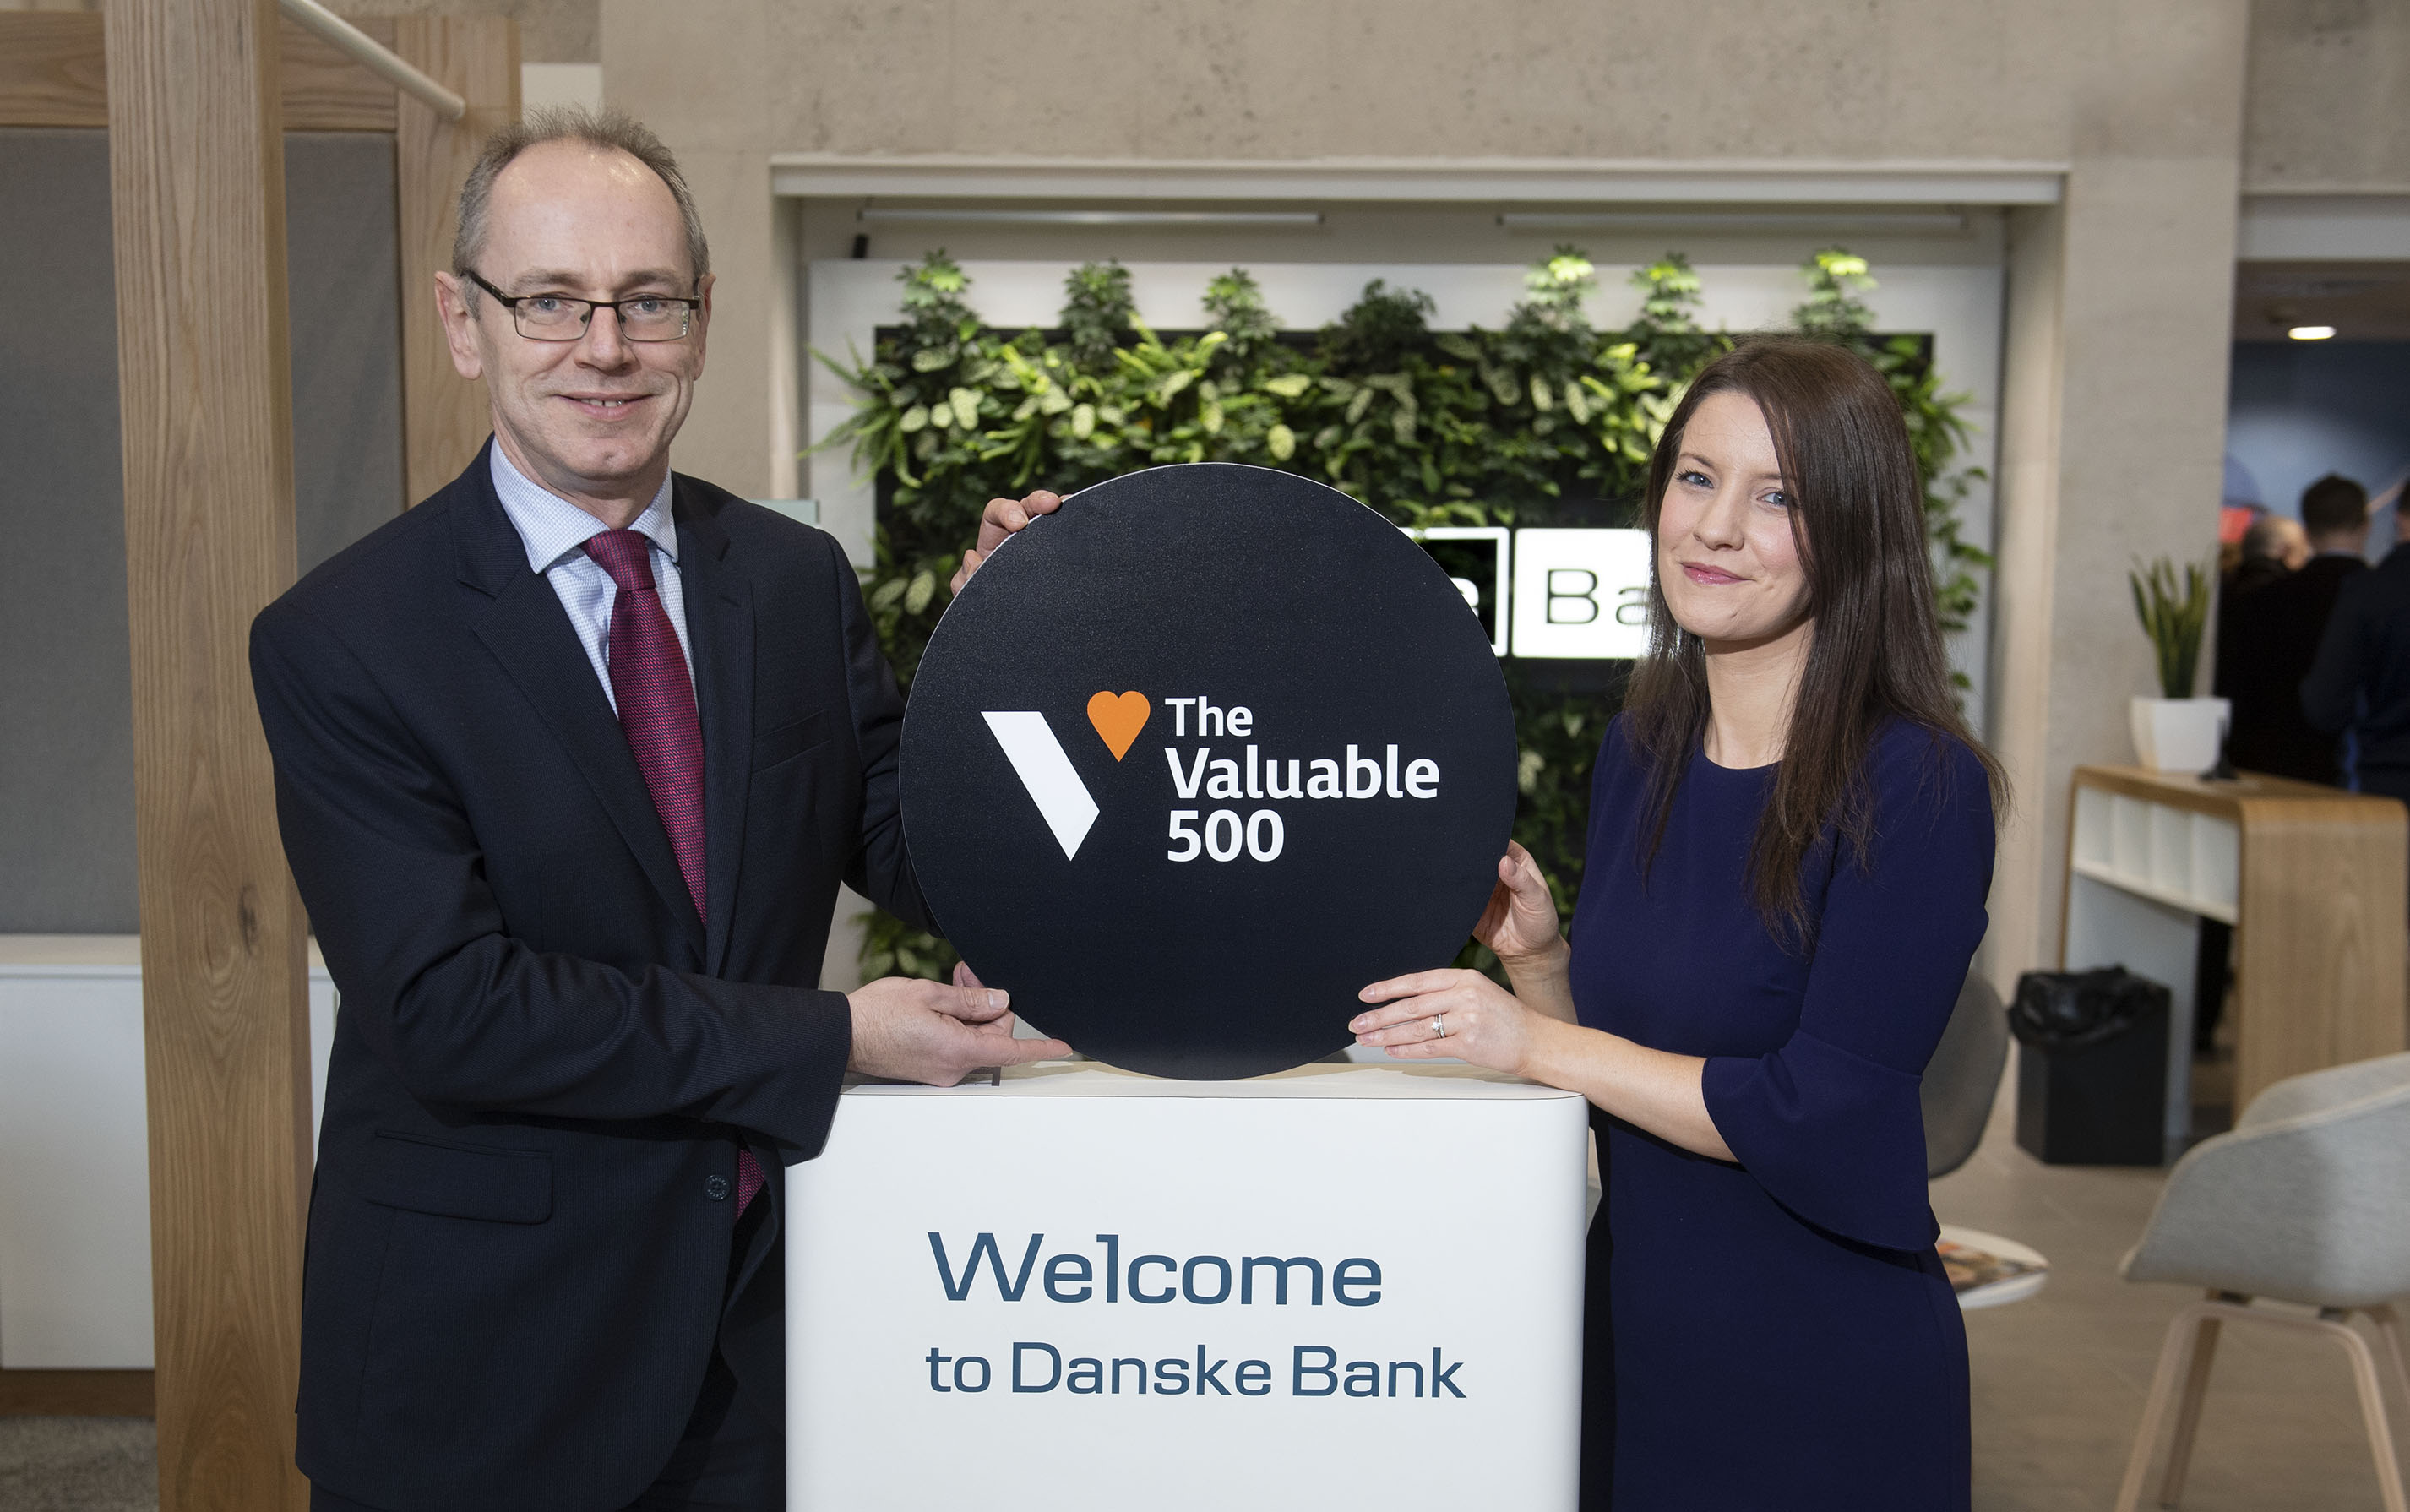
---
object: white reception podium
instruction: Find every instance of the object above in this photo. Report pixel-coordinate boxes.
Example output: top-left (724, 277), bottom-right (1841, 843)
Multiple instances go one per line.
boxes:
top-left (786, 1060), bottom-right (1590, 1509)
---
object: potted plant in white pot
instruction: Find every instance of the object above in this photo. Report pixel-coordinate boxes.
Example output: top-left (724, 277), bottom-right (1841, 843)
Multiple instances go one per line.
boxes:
top-left (2127, 556), bottom-right (2226, 773)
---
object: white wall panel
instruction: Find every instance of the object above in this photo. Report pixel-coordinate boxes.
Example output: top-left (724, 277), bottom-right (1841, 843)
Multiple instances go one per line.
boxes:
top-left (0, 938), bottom-right (334, 1368)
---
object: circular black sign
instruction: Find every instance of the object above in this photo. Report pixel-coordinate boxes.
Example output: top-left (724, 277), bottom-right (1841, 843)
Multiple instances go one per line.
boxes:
top-left (901, 463), bottom-right (1517, 1080)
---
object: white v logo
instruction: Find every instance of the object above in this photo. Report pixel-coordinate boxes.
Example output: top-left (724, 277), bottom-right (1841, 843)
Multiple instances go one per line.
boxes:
top-left (982, 712), bottom-right (1101, 860)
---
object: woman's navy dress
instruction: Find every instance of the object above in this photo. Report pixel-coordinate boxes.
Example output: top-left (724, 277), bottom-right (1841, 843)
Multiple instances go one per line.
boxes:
top-left (1569, 716), bottom-right (1994, 1509)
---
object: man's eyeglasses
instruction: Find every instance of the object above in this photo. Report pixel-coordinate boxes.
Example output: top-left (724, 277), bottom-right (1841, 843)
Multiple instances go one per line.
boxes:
top-left (465, 270), bottom-right (700, 343)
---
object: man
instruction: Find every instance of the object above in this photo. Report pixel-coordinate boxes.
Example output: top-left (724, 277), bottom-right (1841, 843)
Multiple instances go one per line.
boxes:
top-left (2305, 485), bottom-right (2410, 808)
top-left (2228, 513), bottom-right (2308, 596)
top-left (250, 109), bottom-right (1066, 1512)
top-left (2217, 474), bottom-right (2369, 785)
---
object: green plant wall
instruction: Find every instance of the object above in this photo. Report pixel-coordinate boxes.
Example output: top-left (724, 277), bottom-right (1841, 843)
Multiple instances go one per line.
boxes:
top-left (818, 246), bottom-right (1990, 982)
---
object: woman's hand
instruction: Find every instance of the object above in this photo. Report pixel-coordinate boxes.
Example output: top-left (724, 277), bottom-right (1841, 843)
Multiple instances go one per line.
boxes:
top-left (1472, 840), bottom-right (1564, 968)
top-left (1350, 969), bottom-right (1559, 1076)
top-left (950, 490), bottom-right (1063, 593)
top-left (1355, 967), bottom-right (1732, 1160)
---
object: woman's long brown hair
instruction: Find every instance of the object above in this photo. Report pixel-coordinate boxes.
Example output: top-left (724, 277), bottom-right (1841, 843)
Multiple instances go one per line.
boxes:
top-left (1622, 336), bottom-right (2005, 945)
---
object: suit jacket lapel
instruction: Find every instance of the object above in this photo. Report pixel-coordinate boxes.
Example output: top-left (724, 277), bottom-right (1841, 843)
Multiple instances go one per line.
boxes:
top-left (453, 445), bottom-right (709, 959)
top-left (677, 479), bottom-right (753, 978)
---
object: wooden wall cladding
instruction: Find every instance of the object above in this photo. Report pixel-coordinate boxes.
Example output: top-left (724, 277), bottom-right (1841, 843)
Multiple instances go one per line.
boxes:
top-left (0, 14), bottom-right (106, 126)
top-left (0, 1368), bottom-right (155, 1417)
top-left (0, 12), bottom-right (399, 131)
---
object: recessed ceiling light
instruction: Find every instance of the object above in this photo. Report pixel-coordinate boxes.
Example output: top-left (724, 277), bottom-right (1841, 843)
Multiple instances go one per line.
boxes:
top-left (2288, 324), bottom-right (2337, 341)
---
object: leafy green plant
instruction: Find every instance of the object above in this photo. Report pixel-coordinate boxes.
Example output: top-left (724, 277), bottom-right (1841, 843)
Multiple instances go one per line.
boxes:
top-left (1316, 279), bottom-right (1437, 373)
top-left (1201, 268), bottom-right (1281, 370)
top-left (1061, 259), bottom-right (1136, 373)
top-left (817, 245), bottom-right (1991, 982)
top-left (2128, 557), bottom-right (2215, 699)
top-left (1794, 247), bottom-right (1878, 337)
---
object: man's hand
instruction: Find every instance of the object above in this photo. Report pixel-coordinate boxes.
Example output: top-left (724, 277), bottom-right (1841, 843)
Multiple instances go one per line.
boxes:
top-left (846, 962), bottom-right (1070, 1085)
top-left (950, 490), bottom-right (1063, 594)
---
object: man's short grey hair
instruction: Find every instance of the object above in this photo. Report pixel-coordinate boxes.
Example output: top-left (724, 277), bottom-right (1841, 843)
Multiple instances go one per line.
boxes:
top-left (2239, 513), bottom-right (2304, 565)
top-left (452, 106), bottom-right (710, 302)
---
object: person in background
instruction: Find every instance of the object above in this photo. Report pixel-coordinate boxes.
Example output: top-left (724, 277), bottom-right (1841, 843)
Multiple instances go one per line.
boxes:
top-left (2217, 474), bottom-right (2369, 786)
top-left (2196, 479), bottom-right (2369, 1050)
top-left (2304, 493), bottom-right (2410, 809)
top-left (2227, 514), bottom-right (2308, 596)
top-left (2218, 501), bottom-right (2267, 582)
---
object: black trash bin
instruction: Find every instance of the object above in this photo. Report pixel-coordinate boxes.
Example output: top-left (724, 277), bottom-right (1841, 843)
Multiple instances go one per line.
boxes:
top-left (2010, 966), bottom-right (2169, 1165)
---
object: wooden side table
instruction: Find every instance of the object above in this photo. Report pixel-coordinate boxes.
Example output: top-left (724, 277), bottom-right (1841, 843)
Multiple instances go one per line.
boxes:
top-left (2059, 765), bottom-right (2407, 1159)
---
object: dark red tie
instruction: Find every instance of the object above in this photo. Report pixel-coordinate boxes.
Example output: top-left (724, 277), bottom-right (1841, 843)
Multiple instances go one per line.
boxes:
top-left (584, 530), bottom-right (763, 1215)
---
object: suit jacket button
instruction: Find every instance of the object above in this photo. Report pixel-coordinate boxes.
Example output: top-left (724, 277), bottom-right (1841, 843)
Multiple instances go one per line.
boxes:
top-left (705, 1174), bottom-right (731, 1200)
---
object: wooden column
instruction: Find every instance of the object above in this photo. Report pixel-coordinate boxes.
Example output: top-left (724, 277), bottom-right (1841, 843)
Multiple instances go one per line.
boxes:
top-left (394, 16), bottom-right (519, 505)
top-left (103, 0), bottom-right (311, 1506)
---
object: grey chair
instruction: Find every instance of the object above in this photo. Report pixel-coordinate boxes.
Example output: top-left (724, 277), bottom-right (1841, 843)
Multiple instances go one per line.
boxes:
top-left (2113, 1052), bottom-right (2410, 1512)
top-left (1923, 972), bottom-right (2009, 1179)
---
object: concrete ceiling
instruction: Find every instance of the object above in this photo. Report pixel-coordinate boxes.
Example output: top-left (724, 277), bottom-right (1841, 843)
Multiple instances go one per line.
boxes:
top-left (2234, 261), bottom-right (2410, 343)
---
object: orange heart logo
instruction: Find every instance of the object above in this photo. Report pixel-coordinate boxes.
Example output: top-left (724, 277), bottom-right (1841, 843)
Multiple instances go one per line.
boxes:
top-left (1086, 691), bottom-right (1151, 761)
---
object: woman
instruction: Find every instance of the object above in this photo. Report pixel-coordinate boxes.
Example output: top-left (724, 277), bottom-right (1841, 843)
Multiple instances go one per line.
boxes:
top-left (1351, 337), bottom-right (2001, 1508)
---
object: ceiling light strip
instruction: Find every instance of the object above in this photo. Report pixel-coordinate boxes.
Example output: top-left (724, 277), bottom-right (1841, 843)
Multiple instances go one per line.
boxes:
top-left (775, 156), bottom-right (2066, 206)
top-left (855, 209), bottom-right (1326, 228)
top-left (1499, 209), bottom-right (1971, 234)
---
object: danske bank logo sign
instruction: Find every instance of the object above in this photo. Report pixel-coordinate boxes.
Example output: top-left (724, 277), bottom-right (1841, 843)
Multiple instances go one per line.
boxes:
top-left (901, 463), bottom-right (1518, 1078)
top-left (911, 1232), bottom-right (1472, 1405)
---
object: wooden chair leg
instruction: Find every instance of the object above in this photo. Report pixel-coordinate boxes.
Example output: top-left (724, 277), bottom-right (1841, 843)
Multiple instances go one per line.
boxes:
top-left (2323, 1310), bottom-right (2410, 1512)
top-left (2130, 1299), bottom-right (2409, 1512)
top-left (2371, 1305), bottom-right (2410, 1426)
top-left (2157, 1306), bottom-right (2223, 1506)
top-left (2119, 1303), bottom-right (2213, 1512)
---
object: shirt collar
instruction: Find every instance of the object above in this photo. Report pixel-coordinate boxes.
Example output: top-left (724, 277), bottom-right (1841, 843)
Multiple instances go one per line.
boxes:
top-left (488, 441), bottom-right (678, 576)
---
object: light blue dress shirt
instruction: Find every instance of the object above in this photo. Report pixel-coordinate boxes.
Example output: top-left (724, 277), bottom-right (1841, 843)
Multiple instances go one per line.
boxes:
top-left (488, 444), bottom-right (692, 715)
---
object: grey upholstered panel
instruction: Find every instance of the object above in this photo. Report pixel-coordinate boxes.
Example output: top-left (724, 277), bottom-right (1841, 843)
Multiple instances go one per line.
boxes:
top-left (1923, 973), bottom-right (2008, 1179)
top-left (2120, 1052), bottom-right (2410, 1308)
top-left (286, 133), bottom-right (407, 576)
top-left (0, 129), bottom-right (136, 933)
top-left (0, 128), bottom-right (405, 933)
top-left (2237, 1051), bottom-right (2410, 1131)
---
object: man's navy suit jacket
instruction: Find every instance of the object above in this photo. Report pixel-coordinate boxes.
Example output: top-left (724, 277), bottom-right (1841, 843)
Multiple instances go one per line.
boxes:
top-left (250, 443), bottom-right (928, 1510)
top-left (2304, 541), bottom-right (2410, 779)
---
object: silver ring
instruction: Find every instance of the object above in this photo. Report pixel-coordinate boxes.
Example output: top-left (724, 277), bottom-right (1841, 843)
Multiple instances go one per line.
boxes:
top-left (1432, 1014), bottom-right (1447, 1039)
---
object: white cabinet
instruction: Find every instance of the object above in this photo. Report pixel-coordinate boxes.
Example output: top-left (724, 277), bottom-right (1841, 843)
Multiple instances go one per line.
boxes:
top-left (2070, 783), bottom-right (2240, 924)
top-left (2059, 766), bottom-right (2409, 1164)
top-left (0, 936), bottom-right (334, 1368)
top-left (2062, 786), bottom-right (2240, 1161)
top-left (790, 1063), bottom-right (1589, 1509)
